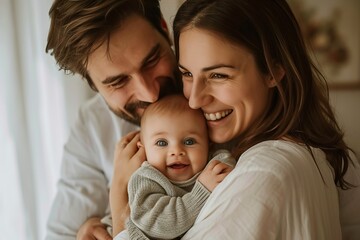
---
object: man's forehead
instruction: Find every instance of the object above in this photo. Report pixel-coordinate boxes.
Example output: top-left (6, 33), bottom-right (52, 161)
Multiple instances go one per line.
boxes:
top-left (87, 19), bottom-right (164, 82)
top-left (108, 15), bottom-right (162, 52)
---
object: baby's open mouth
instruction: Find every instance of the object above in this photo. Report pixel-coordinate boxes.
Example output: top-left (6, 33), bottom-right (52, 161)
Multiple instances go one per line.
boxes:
top-left (168, 163), bottom-right (188, 169)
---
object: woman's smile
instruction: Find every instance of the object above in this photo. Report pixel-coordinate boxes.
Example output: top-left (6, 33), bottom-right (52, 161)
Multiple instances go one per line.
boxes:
top-left (204, 109), bottom-right (233, 121)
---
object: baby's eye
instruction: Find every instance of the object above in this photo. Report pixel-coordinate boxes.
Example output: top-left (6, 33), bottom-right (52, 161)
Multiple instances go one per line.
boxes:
top-left (184, 138), bottom-right (196, 145)
top-left (155, 139), bottom-right (168, 146)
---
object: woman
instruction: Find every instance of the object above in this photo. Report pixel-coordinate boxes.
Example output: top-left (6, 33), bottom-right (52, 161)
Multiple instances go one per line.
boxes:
top-left (170, 0), bottom-right (360, 239)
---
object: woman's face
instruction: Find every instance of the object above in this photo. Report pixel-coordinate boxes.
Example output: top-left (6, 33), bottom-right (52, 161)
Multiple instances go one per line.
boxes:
top-left (178, 28), bottom-right (274, 143)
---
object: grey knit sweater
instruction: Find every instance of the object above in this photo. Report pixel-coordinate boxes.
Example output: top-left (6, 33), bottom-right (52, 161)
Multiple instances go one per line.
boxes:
top-left (127, 149), bottom-right (236, 240)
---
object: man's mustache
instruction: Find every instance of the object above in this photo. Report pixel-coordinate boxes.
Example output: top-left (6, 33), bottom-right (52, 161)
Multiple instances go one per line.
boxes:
top-left (125, 101), bottom-right (151, 112)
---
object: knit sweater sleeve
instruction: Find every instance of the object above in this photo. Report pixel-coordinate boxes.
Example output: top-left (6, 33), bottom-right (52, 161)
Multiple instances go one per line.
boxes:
top-left (128, 164), bottom-right (210, 239)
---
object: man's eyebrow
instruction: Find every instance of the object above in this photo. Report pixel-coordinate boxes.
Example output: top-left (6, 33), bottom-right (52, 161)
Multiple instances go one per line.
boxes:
top-left (101, 44), bottom-right (161, 85)
top-left (178, 63), bottom-right (235, 72)
top-left (141, 43), bottom-right (160, 67)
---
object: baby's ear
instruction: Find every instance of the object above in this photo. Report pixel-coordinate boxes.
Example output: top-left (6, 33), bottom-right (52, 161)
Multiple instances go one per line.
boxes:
top-left (137, 141), bottom-right (144, 148)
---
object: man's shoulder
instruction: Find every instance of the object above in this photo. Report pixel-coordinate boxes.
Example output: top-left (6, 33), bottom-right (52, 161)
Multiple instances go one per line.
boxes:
top-left (79, 94), bottom-right (109, 117)
top-left (72, 94), bottom-right (139, 138)
top-left (75, 94), bottom-right (112, 127)
top-left (77, 94), bottom-right (130, 126)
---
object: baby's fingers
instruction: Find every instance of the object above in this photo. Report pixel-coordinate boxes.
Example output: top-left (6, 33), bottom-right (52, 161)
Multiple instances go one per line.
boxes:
top-left (211, 162), bottom-right (233, 174)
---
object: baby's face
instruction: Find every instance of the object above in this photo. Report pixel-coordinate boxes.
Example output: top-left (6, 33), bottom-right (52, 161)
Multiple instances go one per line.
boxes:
top-left (141, 109), bottom-right (209, 182)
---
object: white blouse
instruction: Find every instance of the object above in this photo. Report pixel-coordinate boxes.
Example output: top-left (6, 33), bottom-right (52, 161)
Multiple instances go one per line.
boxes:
top-left (182, 140), bottom-right (360, 240)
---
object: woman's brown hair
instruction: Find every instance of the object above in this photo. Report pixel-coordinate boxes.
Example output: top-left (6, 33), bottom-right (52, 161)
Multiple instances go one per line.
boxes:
top-left (173, 0), bottom-right (354, 189)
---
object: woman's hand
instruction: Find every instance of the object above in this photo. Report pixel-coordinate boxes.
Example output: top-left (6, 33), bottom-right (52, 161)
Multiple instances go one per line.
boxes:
top-left (110, 131), bottom-right (146, 236)
top-left (197, 160), bottom-right (233, 192)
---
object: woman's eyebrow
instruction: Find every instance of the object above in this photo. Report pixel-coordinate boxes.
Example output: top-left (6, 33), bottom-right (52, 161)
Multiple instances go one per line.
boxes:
top-left (202, 64), bottom-right (236, 71)
top-left (178, 63), bottom-right (236, 72)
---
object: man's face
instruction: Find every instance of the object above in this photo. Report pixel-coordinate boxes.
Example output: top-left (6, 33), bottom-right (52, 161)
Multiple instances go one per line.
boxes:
top-left (87, 14), bottom-right (179, 125)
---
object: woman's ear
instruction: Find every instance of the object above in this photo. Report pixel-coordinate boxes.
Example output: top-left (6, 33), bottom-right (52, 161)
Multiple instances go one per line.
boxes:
top-left (267, 63), bottom-right (285, 88)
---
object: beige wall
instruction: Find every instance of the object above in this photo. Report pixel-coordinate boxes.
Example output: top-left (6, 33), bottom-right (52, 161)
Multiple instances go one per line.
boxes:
top-left (160, 0), bottom-right (185, 39)
top-left (330, 89), bottom-right (360, 156)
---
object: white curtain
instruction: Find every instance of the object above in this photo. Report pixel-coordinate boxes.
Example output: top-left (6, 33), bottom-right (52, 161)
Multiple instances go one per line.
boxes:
top-left (0, 1), bottom-right (188, 239)
top-left (0, 0), bottom-right (93, 239)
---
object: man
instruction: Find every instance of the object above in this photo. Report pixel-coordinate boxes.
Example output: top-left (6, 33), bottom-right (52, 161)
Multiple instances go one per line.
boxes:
top-left (45, 0), bottom-right (181, 239)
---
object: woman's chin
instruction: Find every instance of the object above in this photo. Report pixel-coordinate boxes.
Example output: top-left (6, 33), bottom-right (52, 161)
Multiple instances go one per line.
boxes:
top-left (209, 131), bottom-right (232, 144)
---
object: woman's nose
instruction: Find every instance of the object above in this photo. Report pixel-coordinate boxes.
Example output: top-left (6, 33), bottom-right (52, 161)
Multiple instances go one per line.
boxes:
top-left (187, 78), bottom-right (210, 109)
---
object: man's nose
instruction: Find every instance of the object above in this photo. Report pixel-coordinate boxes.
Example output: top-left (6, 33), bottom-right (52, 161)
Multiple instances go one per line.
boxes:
top-left (133, 74), bottom-right (159, 103)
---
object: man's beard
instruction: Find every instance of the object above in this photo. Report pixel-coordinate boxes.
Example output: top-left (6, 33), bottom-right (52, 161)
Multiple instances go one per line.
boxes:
top-left (108, 101), bottom-right (149, 126)
top-left (108, 73), bottom-right (182, 125)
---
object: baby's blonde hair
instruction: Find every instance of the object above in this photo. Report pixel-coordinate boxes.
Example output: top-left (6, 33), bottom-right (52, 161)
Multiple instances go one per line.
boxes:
top-left (140, 94), bottom-right (206, 139)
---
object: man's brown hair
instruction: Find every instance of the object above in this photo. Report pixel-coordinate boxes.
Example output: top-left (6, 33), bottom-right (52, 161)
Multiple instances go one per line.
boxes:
top-left (46, 0), bottom-right (168, 91)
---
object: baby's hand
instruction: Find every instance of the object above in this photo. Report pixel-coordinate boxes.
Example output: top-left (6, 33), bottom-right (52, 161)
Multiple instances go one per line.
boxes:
top-left (198, 160), bottom-right (233, 192)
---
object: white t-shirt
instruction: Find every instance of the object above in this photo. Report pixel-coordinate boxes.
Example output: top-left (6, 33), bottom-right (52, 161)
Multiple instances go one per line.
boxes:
top-left (181, 140), bottom-right (360, 240)
top-left (46, 94), bottom-right (139, 239)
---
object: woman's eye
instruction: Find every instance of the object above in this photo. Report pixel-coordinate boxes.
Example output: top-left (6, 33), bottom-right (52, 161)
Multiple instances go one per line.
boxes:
top-left (181, 71), bottom-right (193, 78)
top-left (184, 138), bottom-right (196, 145)
top-left (210, 73), bottom-right (228, 79)
top-left (155, 140), bottom-right (168, 146)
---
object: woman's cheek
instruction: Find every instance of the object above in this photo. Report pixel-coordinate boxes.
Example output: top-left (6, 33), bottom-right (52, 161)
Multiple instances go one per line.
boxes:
top-left (182, 80), bottom-right (192, 99)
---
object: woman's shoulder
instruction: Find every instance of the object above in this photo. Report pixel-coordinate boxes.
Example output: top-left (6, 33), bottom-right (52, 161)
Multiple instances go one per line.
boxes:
top-left (231, 140), bottom-right (335, 199)
top-left (237, 140), bottom-right (327, 178)
top-left (240, 140), bottom-right (314, 162)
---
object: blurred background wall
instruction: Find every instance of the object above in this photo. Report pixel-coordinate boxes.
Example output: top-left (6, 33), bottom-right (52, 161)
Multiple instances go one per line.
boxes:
top-left (286, 0), bottom-right (360, 156)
